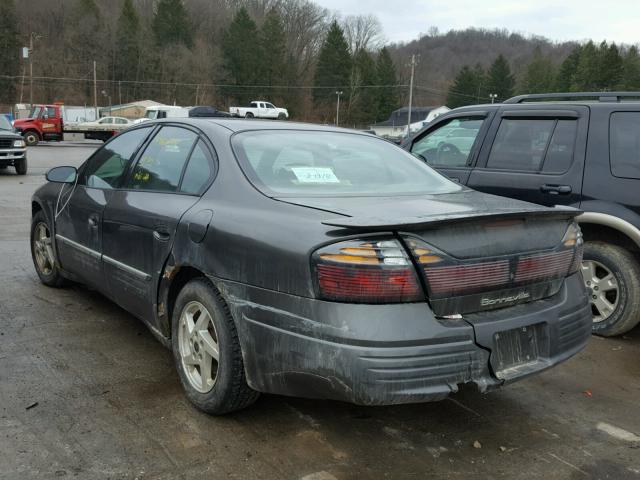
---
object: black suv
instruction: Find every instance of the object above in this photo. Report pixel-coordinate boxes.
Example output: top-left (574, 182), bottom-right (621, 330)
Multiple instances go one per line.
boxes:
top-left (403, 92), bottom-right (640, 337)
top-left (0, 114), bottom-right (27, 175)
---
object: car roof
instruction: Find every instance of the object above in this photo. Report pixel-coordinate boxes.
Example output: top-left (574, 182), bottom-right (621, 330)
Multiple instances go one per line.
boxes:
top-left (147, 118), bottom-right (365, 134)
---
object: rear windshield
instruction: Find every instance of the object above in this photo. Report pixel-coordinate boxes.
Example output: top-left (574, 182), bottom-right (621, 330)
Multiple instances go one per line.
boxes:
top-left (232, 130), bottom-right (460, 196)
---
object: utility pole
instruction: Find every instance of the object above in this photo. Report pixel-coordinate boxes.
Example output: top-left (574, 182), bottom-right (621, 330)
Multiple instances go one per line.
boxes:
top-left (29, 34), bottom-right (34, 105)
top-left (93, 61), bottom-right (98, 119)
top-left (335, 91), bottom-right (343, 126)
top-left (406, 54), bottom-right (419, 139)
top-left (118, 81), bottom-right (122, 106)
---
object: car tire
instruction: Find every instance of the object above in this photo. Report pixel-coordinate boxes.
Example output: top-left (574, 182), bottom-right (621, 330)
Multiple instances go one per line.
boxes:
top-left (15, 157), bottom-right (27, 175)
top-left (171, 278), bottom-right (259, 415)
top-left (582, 241), bottom-right (640, 336)
top-left (30, 210), bottom-right (67, 287)
top-left (277, 113), bottom-right (286, 120)
top-left (23, 131), bottom-right (40, 146)
top-left (245, 112), bottom-right (254, 118)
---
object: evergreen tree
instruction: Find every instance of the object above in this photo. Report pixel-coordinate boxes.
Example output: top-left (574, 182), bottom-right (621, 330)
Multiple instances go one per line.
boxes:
top-left (520, 47), bottom-right (556, 94)
top-left (259, 10), bottom-right (286, 88)
top-left (221, 7), bottom-right (260, 103)
top-left (375, 47), bottom-right (399, 121)
top-left (115, 0), bottom-right (141, 98)
top-left (622, 46), bottom-right (640, 90)
top-left (556, 47), bottom-right (581, 91)
top-left (349, 49), bottom-right (378, 125)
top-left (152, 0), bottom-right (193, 49)
top-left (313, 21), bottom-right (352, 113)
top-left (0, 0), bottom-right (19, 104)
top-left (66, 0), bottom-right (102, 102)
top-left (572, 41), bottom-right (598, 90)
top-left (599, 42), bottom-right (623, 89)
top-left (446, 65), bottom-right (485, 108)
top-left (487, 54), bottom-right (515, 101)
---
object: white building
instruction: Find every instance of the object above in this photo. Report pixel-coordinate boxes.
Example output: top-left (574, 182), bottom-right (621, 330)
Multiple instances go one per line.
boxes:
top-left (370, 106), bottom-right (450, 141)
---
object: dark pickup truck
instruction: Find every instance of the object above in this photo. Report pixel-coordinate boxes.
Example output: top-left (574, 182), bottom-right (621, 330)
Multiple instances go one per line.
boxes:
top-left (403, 92), bottom-right (640, 337)
top-left (0, 115), bottom-right (27, 175)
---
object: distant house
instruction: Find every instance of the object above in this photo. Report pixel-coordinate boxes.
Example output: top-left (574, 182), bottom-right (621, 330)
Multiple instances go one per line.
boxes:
top-left (101, 100), bottom-right (164, 119)
top-left (370, 106), bottom-right (450, 140)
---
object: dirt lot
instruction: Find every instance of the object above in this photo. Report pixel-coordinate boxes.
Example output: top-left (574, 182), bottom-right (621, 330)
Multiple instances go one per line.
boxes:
top-left (1, 143), bottom-right (640, 480)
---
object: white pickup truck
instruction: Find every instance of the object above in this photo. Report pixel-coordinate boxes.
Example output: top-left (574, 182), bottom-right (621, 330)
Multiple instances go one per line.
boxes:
top-left (229, 101), bottom-right (289, 119)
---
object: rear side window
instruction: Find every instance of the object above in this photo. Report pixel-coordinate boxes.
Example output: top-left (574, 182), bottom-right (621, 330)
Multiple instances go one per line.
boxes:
top-left (83, 127), bottom-right (152, 189)
top-left (126, 126), bottom-right (197, 192)
top-left (486, 119), bottom-right (577, 172)
top-left (181, 141), bottom-right (214, 195)
top-left (610, 112), bottom-right (640, 179)
top-left (411, 117), bottom-right (485, 167)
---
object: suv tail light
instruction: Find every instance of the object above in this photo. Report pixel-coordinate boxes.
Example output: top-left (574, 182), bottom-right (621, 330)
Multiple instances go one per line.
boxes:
top-left (313, 238), bottom-right (423, 303)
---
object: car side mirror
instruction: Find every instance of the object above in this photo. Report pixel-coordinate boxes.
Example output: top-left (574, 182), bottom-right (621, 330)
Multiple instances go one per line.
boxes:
top-left (46, 166), bottom-right (77, 183)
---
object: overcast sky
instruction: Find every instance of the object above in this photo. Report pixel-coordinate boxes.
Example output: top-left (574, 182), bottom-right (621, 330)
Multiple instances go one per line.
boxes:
top-left (313, 0), bottom-right (640, 45)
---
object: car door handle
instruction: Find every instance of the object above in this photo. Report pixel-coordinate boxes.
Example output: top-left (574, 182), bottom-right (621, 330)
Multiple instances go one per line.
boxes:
top-left (540, 184), bottom-right (572, 195)
top-left (153, 230), bottom-right (171, 241)
top-left (88, 216), bottom-right (99, 227)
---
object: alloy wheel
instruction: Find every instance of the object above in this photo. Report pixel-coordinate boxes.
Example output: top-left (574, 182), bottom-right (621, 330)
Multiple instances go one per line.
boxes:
top-left (178, 301), bottom-right (220, 393)
top-left (33, 222), bottom-right (55, 276)
top-left (582, 260), bottom-right (619, 323)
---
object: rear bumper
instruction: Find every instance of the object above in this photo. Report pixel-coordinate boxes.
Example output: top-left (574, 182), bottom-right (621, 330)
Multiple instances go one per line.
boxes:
top-left (0, 148), bottom-right (26, 166)
top-left (217, 273), bottom-right (591, 405)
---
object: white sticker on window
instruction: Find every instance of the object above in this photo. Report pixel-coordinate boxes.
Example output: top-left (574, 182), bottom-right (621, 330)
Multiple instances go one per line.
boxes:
top-left (290, 167), bottom-right (339, 183)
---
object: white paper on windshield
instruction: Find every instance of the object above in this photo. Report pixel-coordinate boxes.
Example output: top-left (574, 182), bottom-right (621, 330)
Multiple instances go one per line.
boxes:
top-left (290, 167), bottom-right (340, 183)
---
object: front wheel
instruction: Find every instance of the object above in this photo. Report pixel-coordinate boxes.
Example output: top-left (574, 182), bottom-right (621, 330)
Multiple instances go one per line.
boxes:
top-left (582, 241), bottom-right (640, 336)
top-left (15, 157), bottom-right (27, 175)
top-left (277, 113), bottom-right (286, 120)
top-left (23, 131), bottom-right (40, 146)
top-left (171, 278), bottom-right (259, 415)
top-left (245, 112), bottom-right (254, 118)
top-left (31, 210), bottom-right (67, 287)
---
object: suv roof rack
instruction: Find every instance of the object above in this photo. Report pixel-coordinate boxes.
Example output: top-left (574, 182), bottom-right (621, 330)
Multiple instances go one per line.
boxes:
top-left (504, 92), bottom-right (640, 104)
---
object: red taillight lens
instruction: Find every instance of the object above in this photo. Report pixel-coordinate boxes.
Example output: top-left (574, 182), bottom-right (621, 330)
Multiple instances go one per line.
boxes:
top-left (425, 260), bottom-right (510, 295)
top-left (313, 239), bottom-right (423, 303)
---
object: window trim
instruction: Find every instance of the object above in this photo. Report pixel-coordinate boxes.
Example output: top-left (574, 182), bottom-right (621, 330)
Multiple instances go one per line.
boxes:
top-left (608, 110), bottom-right (640, 180)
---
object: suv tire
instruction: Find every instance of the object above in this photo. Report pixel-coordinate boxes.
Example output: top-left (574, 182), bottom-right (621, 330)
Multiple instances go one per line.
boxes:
top-left (582, 241), bottom-right (640, 336)
top-left (15, 157), bottom-right (27, 175)
top-left (171, 278), bottom-right (259, 415)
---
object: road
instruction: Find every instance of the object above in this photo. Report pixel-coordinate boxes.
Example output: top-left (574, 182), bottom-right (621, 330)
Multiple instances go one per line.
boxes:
top-left (1, 144), bottom-right (640, 480)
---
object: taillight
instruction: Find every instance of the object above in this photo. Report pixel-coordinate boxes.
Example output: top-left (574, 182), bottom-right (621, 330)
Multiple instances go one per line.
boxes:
top-left (313, 238), bottom-right (423, 303)
top-left (562, 222), bottom-right (584, 274)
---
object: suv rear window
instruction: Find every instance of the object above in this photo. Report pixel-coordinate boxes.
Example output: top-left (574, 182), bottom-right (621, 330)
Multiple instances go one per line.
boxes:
top-left (610, 112), bottom-right (640, 179)
top-left (486, 118), bottom-right (577, 173)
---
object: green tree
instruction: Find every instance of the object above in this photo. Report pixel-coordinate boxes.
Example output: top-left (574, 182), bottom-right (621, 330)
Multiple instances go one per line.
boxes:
top-left (446, 65), bottom-right (485, 108)
top-left (349, 49), bottom-right (378, 125)
top-left (313, 21), bottom-right (352, 114)
top-left (114, 0), bottom-right (141, 99)
top-left (520, 47), bottom-right (556, 94)
top-left (487, 54), bottom-right (515, 101)
top-left (0, 0), bottom-right (19, 104)
top-left (375, 47), bottom-right (399, 121)
top-left (221, 7), bottom-right (260, 103)
top-left (556, 47), bottom-right (581, 91)
top-left (622, 46), bottom-right (640, 90)
top-left (259, 10), bottom-right (286, 88)
top-left (572, 41), bottom-right (598, 90)
top-left (152, 0), bottom-right (193, 49)
top-left (599, 42), bottom-right (623, 89)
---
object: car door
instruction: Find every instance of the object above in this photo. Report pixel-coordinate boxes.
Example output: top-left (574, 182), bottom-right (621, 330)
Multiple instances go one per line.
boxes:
top-left (54, 126), bottom-right (153, 289)
top-left (265, 103), bottom-right (278, 119)
top-left (467, 107), bottom-right (588, 207)
top-left (101, 125), bottom-right (216, 323)
top-left (408, 111), bottom-right (493, 184)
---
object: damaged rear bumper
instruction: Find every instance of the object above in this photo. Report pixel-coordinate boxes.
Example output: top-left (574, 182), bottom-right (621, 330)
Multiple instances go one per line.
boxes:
top-left (217, 273), bottom-right (591, 406)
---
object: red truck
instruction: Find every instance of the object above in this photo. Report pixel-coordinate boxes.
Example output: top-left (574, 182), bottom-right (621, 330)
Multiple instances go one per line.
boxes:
top-left (13, 103), bottom-right (128, 146)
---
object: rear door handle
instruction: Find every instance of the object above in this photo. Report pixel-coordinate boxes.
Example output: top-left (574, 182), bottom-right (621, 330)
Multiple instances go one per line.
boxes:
top-left (88, 216), bottom-right (99, 227)
top-left (540, 184), bottom-right (572, 195)
top-left (153, 230), bottom-right (171, 241)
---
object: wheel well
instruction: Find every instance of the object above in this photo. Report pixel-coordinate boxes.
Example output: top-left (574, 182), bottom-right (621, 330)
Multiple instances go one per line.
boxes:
top-left (32, 201), bottom-right (43, 217)
top-left (166, 266), bottom-right (208, 330)
top-left (579, 222), bottom-right (640, 254)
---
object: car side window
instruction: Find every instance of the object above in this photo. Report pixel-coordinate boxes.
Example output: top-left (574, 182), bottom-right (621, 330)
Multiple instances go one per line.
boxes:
top-left (542, 120), bottom-right (578, 173)
top-left (411, 117), bottom-right (485, 167)
top-left (126, 126), bottom-right (198, 192)
top-left (181, 141), bottom-right (214, 195)
top-left (486, 119), bottom-right (555, 171)
top-left (610, 112), bottom-right (640, 179)
top-left (83, 127), bottom-right (152, 189)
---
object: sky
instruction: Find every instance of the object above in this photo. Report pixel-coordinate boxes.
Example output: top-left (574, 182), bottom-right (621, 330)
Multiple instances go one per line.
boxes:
top-left (313, 0), bottom-right (640, 45)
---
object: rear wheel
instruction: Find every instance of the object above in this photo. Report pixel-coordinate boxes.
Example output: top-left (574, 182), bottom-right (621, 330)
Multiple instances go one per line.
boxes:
top-left (171, 278), bottom-right (259, 414)
top-left (15, 157), bottom-right (27, 175)
top-left (582, 241), bottom-right (640, 336)
top-left (31, 210), bottom-right (67, 287)
top-left (23, 130), bottom-right (40, 146)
